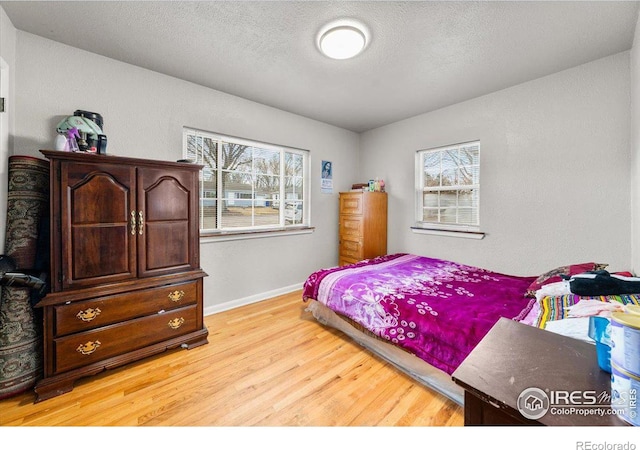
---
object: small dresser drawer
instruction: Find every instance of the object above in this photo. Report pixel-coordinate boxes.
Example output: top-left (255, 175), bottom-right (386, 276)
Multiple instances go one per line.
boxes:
top-left (339, 216), bottom-right (363, 239)
top-left (340, 194), bottom-right (363, 215)
top-left (340, 238), bottom-right (363, 260)
top-left (52, 304), bottom-right (198, 374)
top-left (53, 281), bottom-right (198, 337)
top-left (339, 257), bottom-right (360, 267)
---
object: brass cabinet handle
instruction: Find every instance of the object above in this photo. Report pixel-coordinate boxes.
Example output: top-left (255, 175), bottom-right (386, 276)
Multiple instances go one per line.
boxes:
top-left (76, 340), bottom-right (101, 355)
top-left (130, 210), bottom-right (136, 235)
top-left (138, 211), bottom-right (144, 235)
top-left (168, 290), bottom-right (185, 302)
top-left (76, 307), bottom-right (101, 322)
top-left (168, 317), bottom-right (185, 330)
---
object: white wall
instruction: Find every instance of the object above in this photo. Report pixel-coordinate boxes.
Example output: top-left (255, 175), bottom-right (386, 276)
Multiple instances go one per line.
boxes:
top-left (631, 10), bottom-right (640, 275)
top-left (0, 6), bottom-right (16, 252)
top-left (360, 52), bottom-right (632, 276)
top-left (7, 5), bottom-right (638, 310)
top-left (13, 31), bottom-right (360, 312)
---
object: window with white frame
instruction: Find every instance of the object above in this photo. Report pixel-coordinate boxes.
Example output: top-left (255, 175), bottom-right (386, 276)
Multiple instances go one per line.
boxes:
top-left (415, 141), bottom-right (480, 232)
top-left (183, 128), bottom-right (310, 233)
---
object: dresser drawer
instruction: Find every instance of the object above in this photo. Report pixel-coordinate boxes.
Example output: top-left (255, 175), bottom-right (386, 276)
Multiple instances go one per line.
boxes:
top-left (340, 194), bottom-right (363, 215)
top-left (52, 304), bottom-right (198, 374)
top-left (53, 281), bottom-right (198, 337)
top-left (339, 257), bottom-right (360, 267)
top-left (340, 216), bottom-right (363, 238)
top-left (340, 238), bottom-right (363, 260)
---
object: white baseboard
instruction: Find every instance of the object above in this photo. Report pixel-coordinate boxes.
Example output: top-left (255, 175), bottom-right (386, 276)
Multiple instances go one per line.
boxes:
top-left (204, 282), bottom-right (304, 316)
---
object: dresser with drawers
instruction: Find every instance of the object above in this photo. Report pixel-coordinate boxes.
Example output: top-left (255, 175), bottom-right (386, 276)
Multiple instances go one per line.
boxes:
top-left (338, 191), bottom-right (387, 266)
top-left (34, 150), bottom-right (208, 402)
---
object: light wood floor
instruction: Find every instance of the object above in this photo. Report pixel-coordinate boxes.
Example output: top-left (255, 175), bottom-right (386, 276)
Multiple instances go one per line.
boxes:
top-left (0, 290), bottom-right (463, 426)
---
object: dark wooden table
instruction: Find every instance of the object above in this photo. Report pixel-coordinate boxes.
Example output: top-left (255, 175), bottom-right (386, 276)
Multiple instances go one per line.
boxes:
top-left (451, 317), bottom-right (629, 426)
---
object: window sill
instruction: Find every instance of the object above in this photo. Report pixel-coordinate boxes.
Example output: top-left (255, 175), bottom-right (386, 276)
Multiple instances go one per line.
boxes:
top-left (200, 226), bottom-right (315, 243)
top-left (411, 227), bottom-right (485, 240)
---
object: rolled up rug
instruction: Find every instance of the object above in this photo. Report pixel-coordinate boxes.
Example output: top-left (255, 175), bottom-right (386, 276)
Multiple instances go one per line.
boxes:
top-left (0, 155), bottom-right (49, 399)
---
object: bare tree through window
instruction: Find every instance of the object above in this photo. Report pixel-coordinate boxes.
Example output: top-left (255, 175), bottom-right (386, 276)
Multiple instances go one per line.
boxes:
top-left (185, 129), bottom-right (309, 231)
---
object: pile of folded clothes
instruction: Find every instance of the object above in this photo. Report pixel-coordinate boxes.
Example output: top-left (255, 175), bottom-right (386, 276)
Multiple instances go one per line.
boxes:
top-left (519, 268), bottom-right (640, 342)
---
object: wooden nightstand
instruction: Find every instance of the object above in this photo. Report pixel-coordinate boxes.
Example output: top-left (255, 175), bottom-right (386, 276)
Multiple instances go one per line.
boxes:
top-left (451, 317), bottom-right (629, 426)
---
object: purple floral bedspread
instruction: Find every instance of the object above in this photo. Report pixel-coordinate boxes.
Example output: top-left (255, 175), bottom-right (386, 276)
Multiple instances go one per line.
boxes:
top-left (303, 253), bottom-right (536, 375)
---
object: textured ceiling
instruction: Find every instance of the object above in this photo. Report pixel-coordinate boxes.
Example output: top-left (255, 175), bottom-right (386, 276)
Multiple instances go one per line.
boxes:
top-left (2, 1), bottom-right (639, 132)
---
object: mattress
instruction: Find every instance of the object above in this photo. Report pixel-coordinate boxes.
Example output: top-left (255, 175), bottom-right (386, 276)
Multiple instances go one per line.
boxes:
top-left (305, 299), bottom-right (464, 405)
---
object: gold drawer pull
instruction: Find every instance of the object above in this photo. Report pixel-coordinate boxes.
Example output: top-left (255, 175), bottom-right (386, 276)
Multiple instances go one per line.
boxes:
top-left (168, 290), bottom-right (185, 302)
top-left (76, 307), bottom-right (101, 322)
top-left (130, 210), bottom-right (136, 235)
top-left (168, 317), bottom-right (185, 330)
top-left (138, 210), bottom-right (144, 235)
top-left (76, 340), bottom-right (101, 355)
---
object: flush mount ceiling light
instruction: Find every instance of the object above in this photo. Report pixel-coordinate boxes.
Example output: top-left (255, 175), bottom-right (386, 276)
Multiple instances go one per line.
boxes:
top-left (317, 19), bottom-right (370, 60)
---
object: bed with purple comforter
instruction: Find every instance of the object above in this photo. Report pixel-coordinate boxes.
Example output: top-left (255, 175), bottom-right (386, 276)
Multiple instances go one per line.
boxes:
top-left (303, 253), bottom-right (536, 376)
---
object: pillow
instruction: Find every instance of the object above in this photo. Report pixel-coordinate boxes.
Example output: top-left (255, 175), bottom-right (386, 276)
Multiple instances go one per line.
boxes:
top-left (533, 293), bottom-right (640, 329)
top-left (525, 262), bottom-right (608, 298)
top-left (614, 272), bottom-right (634, 277)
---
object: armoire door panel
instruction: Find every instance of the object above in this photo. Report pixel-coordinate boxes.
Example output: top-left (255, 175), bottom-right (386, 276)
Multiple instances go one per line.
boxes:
top-left (143, 177), bottom-right (190, 222)
top-left (71, 226), bottom-right (131, 280)
top-left (137, 167), bottom-right (198, 277)
top-left (61, 162), bottom-right (137, 289)
top-left (69, 173), bottom-right (130, 224)
top-left (144, 222), bottom-right (190, 271)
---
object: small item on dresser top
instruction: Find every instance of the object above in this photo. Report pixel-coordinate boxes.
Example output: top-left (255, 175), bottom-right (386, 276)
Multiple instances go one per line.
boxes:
top-left (54, 133), bottom-right (67, 151)
top-left (625, 304), bottom-right (640, 316)
top-left (351, 182), bottom-right (369, 191)
top-left (610, 363), bottom-right (640, 426)
top-left (566, 270), bottom-right (640, 296)
top-left (74, 110), bottom-right (103, 131)
top-left (587, 316), bottom-right (612, 373)
top-left (96, 134), bottom-right (107, 155)
top-left (65, 127), bottom-right (80, 152)
top-left (56, 110), bottom-right (106, 154)
top-left (610, 309), bottom-right (640, 378)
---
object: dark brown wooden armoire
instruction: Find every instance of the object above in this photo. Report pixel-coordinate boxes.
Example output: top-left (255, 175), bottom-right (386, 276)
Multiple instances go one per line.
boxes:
top-left (34, 150), bottom-right (208, 402)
